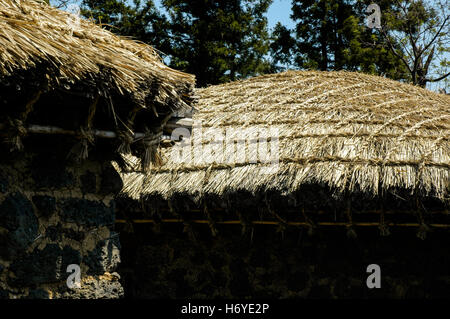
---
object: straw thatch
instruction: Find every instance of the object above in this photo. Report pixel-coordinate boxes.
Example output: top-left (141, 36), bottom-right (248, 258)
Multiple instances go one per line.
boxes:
top-left (0, 0), bottom-right (194, 110)
top-left (121, 70), bottom-right (449, 206)
top-left (0, 0), bottom-right (195, 164)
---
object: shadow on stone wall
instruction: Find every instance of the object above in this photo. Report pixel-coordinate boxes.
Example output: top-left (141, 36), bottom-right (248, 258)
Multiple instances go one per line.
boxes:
top-left (117, 223), bottom-right (450, 299)
top-left (0, 137), bottom-right (124, 299)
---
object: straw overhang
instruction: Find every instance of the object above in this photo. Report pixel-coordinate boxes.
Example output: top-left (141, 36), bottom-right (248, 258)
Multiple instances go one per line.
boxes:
top-left (0, 0), bottom-right (195, 110)
top-left (0, 0), bottom-right (195, 166)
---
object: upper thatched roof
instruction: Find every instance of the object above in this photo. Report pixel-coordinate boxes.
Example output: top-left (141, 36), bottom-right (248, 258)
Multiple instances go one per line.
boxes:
top-left (0, 0), bottom-right (194, 112)
top-left (121, 70), bottom-right (450, 204)
top-left (0, 0), bottom-right (195, 165)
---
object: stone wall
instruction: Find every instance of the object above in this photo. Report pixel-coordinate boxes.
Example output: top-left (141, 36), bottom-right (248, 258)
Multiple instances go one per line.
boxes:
top-left (0, 136), bottom-right (123, 298)
top-left (118, 222), bottom-right (450, 299)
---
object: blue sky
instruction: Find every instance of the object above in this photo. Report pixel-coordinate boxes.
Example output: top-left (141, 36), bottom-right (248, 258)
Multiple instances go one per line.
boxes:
top-left (266, 0), bottom-right (295, 30)
top-left (152, 0), bottom-right (296, 31)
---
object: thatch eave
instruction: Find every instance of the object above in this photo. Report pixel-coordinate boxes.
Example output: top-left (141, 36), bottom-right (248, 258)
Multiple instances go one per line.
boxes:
top-left (0, 0), bottom-right (196, 167)
top-left (120, 70), bottom-right (449, 207)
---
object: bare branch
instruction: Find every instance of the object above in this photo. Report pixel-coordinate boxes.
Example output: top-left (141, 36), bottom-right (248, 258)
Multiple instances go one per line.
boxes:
top-left (417, 15), bottom-right (449, 61)
top-left (380, 28), bottom-right (412, 74)
top-left (426, 71), bottom-right (450, 83)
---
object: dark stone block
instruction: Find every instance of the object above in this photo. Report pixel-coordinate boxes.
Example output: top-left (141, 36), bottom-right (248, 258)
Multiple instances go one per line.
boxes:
top-left (85, 233), bottom-right (121, 275)
top-left (405, 283), bottom-right (425, 298)
top-left (287, 271), bottom-right (309, 290)
top-left (0, 171), bottom-right (9, 193)
top-left (45, 225), bottom-right (85, 242)
top-left (209, 251), bottom-right (226, 269)
top-left (26, 288), bottom-right (50, 299)
top-left (80, 171), bottom-right (97, 194)
top-left (109, 200), bottom-right (116, 220)
top-left (9, 244), bottom-right (81, 286)
top-left (63, 228), bottom-right (86, 242)
top-left (0, 289), bottom-right (9, 299)
top-left (0, 193), bottom-right (38, 258)
top-left (428, 278), bottom-right (450, 298)
top-left (190, 249), bottom-right (206, 266)
top-left (59, 198), bottom-right (115, 227)
top-left (62, 245), bottom-right (82, 270)
top-left (249, 247), bottom-right (269, 265)
top-left (45, 226), bottom-right (59, 241)
top-left (30, 154), bottom-right (75, 189)
top-left (229, 259), bottom-right (251, 297)
top-left (32, 195), bottom-right (56, 217)
top-left (212, 271), bottom-right (228, 287)
top-left (99, 165), bottom-right (123, 196)
top-left (308, 284), bottom-right (332, 298)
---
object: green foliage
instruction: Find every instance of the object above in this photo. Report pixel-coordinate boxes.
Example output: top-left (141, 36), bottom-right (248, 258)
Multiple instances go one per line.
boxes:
top-left (81, 0), bottom-right (274, 87)
top-left (71, 0), bottom-right (448, 88)
top-left (162, 0), bottom-right (274, 86)
top-left (376, 0), bottom-right (449, 88)
top-left (270, 22), bottom-right (297, 70)
top-left (81, 0), bottom-right (169, 49)
top-left (270, 0), bottom-right (410, 81)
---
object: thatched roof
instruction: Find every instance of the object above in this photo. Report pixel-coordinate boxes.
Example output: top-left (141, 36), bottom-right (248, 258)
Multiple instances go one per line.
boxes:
top-left (121, 70), bottom-right (449, 205)
top-left (0, 0), bottom-right (195, 165)
top-left (0, 0), bottom-right (194, 110)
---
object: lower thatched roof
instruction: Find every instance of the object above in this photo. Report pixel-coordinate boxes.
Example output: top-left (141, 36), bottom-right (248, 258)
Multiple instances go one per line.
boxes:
top-left (120, 70), bottom-right (449, 204)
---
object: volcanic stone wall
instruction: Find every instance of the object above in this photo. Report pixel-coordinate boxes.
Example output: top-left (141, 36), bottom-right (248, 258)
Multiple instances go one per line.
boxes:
top-left (0, 136), bottom-right (123, 298)
top-left (118, 222), bottom-right (450, 299)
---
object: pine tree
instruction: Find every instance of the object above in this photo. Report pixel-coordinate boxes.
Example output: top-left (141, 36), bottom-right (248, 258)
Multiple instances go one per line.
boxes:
top-left (162, 0), bottom-right (273, 86)
top-left (270, 0), bottom-right (410, 81)
top-left (80, 0), bottom-right (274, 87)
top-left (81, 0), bottom-right (170, 53)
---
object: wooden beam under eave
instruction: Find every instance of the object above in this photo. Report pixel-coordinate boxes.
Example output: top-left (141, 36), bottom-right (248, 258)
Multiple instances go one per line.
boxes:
top-left (164, 117), bottom-right (193, 134)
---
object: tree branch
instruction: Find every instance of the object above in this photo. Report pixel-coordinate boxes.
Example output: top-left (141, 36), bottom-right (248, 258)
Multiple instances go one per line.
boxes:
top-left (380, 28), bottom-right (412, 74)
top-left (425, 71), bottom-right (450, 83)
top-left (417, 15), bottom-right (449, 62)
top-left (423, 46), bottom-right (435, 75)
